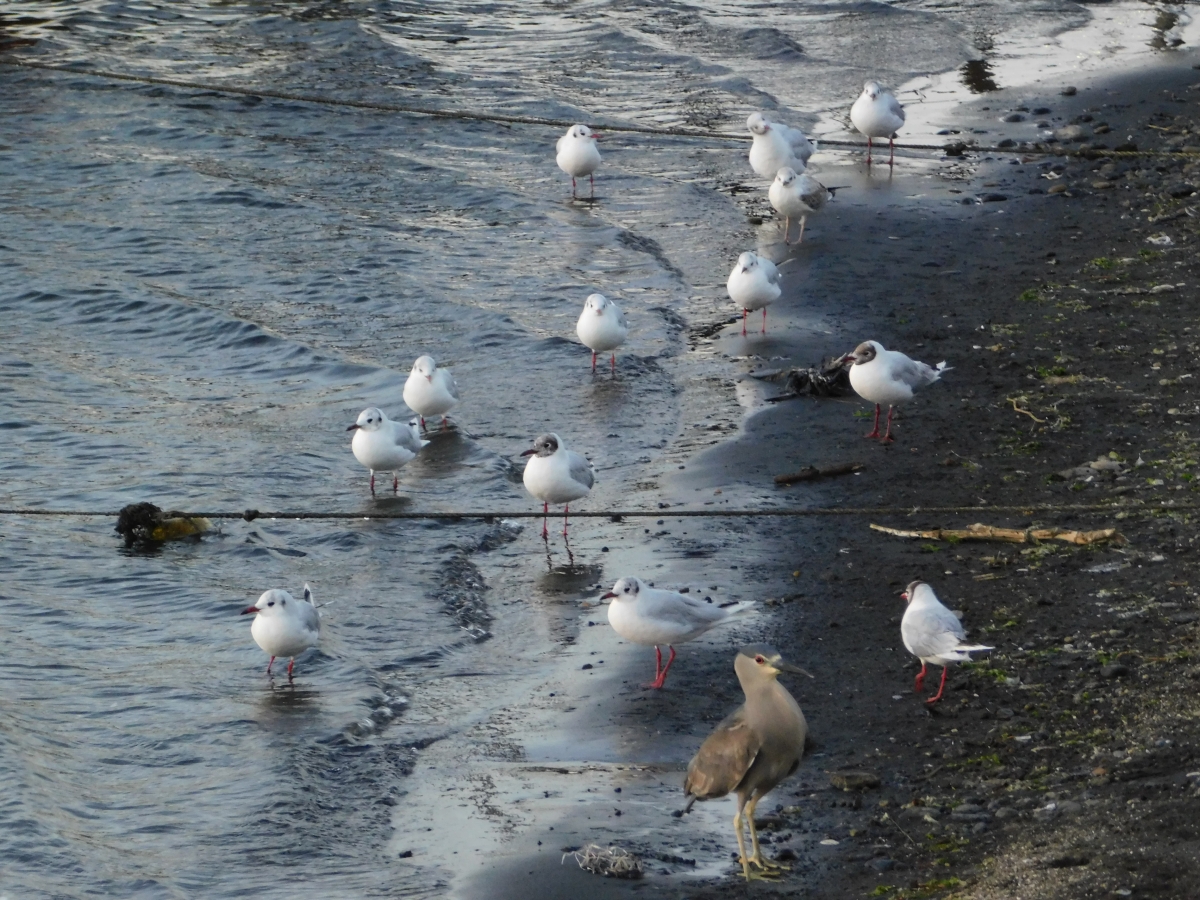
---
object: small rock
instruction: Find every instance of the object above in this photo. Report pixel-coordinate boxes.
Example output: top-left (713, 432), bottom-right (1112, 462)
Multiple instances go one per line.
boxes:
top-left (1115, 142), bottom-right (1138, 152)
top-left (1094, 124), bottom-right (1111, 135)
top-left (1170, 611), bottom-right (1200, 624)
top-left (774, 848), bottom-right (798, 862)
top-left (1055, 124), bottom-right (1087, 142)
top-left (1058, 800), bottom-right (1083, 818)
top-left (981, 192), bottom-right (1008, 202)
top-left (1048, 183), bottom-right (1068, 195)
top-left (398, 849), bottom-right (414, 858)
top-left (997, 138), bottom-right (1016, 148)
top-left (1003, 113), bottom-right (1025, 123)
top-left (1101, 663), bottom-right (1130, 679)
top-left (997, 707), bottom-right (1015, 719)
top-left (1092, 180), bottom-right (1114, 190)
top-left (995, 807), bottom-right (1018, 820)
top-left (871, 858), bottom-right (895, 872)
top-left (1049, 853), bottom-right (1090, 868)
top-left (1033, 106), bottom-right (1052, 115)
top-left (1168, 183), bottom-right (1197, 198)
top-left (829, 770), bottom-right (881, 791)
top-left (1061, 85), bottom-right (1078, 96)
top-left (582, 663), bottom-right (594, 670)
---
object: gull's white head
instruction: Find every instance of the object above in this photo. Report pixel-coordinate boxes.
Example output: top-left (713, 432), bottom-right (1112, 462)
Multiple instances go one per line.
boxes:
top-left (736, 250), bottom-right (759, 274)
top-left (863, 81), bottom-right (882, 101)
top-left (584, 293), bottom-right (610, 316)
top-left (412, 355), bottom-right (437, 381)
top-left (241, 588), bottom-right (294, 620)
top-left (775, 166), bottom-right (798, 187)
top-left (569, 124), bottom-right (597, 140)
top-left (601, 576), bottom-right (643, 602)
top-left (349, 407), bottom-right (386, 432)
top-left (746, 112), bottom-right (770, 135)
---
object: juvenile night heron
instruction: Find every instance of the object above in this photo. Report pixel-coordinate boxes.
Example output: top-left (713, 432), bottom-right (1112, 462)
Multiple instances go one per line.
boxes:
top-left (682, 644), bottom-right (811, 880)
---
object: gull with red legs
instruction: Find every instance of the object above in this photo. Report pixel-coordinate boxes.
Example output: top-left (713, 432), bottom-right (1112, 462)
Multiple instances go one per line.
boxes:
top-left (900, 580), bottom-right (992, 704)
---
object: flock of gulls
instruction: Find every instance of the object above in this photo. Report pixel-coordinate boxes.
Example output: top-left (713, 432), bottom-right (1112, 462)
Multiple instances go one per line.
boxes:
top-left (240, 81), bottom-right (993, 881)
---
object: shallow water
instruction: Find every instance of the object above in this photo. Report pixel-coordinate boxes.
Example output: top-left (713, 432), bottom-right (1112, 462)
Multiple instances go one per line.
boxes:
top-left (0, 1), bottom-right (1194, 895)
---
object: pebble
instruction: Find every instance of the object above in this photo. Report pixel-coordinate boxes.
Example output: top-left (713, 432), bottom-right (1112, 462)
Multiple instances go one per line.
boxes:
top-left (871, 858), bottom-right (895, 872)
top-left (1092, 180), bottom-right (1114, 190)
top-left (1055, 124), bottom-right (1087, 142)
top-left (1062, 85), bottom-right (1078, 96)
top-left (980, 193), bottom-right (1008, 202)
top-left (1003, 113), bottom-right (1025, 122)
top-left (1101, 663), bottom-right (1130, 679)
top-left (1048, 183), bottom-right (1068, 194)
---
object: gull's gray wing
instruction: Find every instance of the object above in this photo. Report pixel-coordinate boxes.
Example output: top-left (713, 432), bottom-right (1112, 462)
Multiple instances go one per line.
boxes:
top-left (442, 369), bottom-right (460, 401)
top-left (760, 257), bottom-right (781, 284)
top-left (393, 421), bottom-right (427, 453)
top-left (615, 306), bottom-right (628, 330)
top-left (799, 181), bottom-right (829, 211)
top-left (892, 354), bottom-right (942, 388)
top-left (889, 94), bottom-right (906, 123)
top-left (298, 597), bottom-right (322, 635)
top-left (566, 450), bottom-right (595, 489)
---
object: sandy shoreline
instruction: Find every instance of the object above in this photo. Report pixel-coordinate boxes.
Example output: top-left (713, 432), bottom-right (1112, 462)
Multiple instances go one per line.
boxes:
top-left (381, 48), bottom-right (1200, 900)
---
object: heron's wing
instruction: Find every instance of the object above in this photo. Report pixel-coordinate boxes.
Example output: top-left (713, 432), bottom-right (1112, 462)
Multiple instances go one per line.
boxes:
top-left (888, 95), bottom-right (906, 123)
top-left (684, 706), bottom-right (760, 800)
top-left (566, 450), bottom-right (595, 488)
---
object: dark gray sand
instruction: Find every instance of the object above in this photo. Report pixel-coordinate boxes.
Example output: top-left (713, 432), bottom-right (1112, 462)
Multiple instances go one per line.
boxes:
top-left (445, 60), bottom-right (1200, 900)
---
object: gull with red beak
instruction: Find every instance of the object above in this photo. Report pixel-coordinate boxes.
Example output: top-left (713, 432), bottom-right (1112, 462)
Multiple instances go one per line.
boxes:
top-left (747, 112), bottom-right (814, 180)
top-left (575, 293), bottom-right (629, 373)
top-left (841, 340), bottom-right (949, 442)
top-left (520, 432), bottom-right (594, 538)
top-left (556, 124), bottom-right (602, 199)
top-left (900, 581), bottom-right (992, 704)
top-left (602, 577), bottom-right (755, 689)
top-left (403, 355), bottom-right (459, 431)
top-left (727, 251), bottom-right (781, 336)
top-left (347, 407), bottom-right (428, 494)
top-left (849, 81), bottom-right (906, 166)
top-left (241, 584), bottom-right (321, 679)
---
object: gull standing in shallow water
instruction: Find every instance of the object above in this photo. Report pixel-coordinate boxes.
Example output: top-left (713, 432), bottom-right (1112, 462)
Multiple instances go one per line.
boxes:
top-left (727, 251), bottom-right (781, 335)
top-left (575, 293), bottom-right (629, 373)
top-left (768, 167), bottom-right (833, 244)
top-left (682, 645), bottom-right (812, 880)
top-left (348, 407), bottom-right (428, 494)
top-left (841, 341), bottom-right (949, 442)
top-left (850, 81), bottom-right (906, 166)
top-left (403, 355), bottom-right (459, 431)
top-left (602, 577), bottom-right (755, 689)
top-left (746, 112), bottom-right (814, 179)
top-left (241, 584), bottom-right (321, 679)
top-left (556, 124), bottom-right (602, 199)
top-left (901, 581), bottom-right (992, 704)
top-left (520, 433), bottom-right (595, 538)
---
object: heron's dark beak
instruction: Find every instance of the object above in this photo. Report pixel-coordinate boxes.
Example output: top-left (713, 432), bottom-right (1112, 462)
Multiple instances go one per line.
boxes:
top-left (346, 424), bottom-right (359, 431)
top-left (777, 661), bottom-right (815, 678)
top-left (600, 591), bottom-right (617, 600)
top-left (241, 605), bottom-right (259, 615)
top-left (520, 448), bottom-right (537, 457)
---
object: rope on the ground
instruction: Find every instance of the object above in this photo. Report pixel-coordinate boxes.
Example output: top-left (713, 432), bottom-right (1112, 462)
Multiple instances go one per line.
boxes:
top-left (5, 59), bottom-right (1199, 160)
top-left (0, 503), bottom-right (1194, 521)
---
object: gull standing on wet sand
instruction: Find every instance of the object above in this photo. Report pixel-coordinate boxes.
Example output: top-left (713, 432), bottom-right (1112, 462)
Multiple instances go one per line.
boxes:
top-left (727, 251), bottom-right (781, 335)
top-left (850, 81), bottom-right (906, 166)
top-left (682, 645), bottom-right (811, 880)
top-left (746, 112), bottom-right (814, 179)
top-left (556, 124), bottom-right (602, 199)
top-left (901, 581), bottom-right (992, 704)
top-left (602, 577), bottom-right (755, 689)
top-left (241, 584), bottom-right (321, 679)
top-left (768, 167), bottom-right (833, 244)
top-left (521, 433), bottom-right (595, 538)
top-left (841, 341), bottom-right (949, 442)
top-left (575, 293), bottom-right (629, 373)
top-left (403, 355), bottom-right (459, 431)
top-left (348, 407), bottom-right (428, 494)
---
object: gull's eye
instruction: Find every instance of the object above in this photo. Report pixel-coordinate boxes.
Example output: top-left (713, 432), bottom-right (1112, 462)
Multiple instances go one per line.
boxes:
top-left (755, 655), bottom-right (765, 664)
top-left (268, 601), bottom-right (275, 607)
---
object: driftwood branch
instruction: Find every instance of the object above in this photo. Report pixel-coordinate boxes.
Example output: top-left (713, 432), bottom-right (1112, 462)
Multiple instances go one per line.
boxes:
top-left (775, 462), bottom-right (864, 485)
top-left (869, 522), bottom-right (1123, 546)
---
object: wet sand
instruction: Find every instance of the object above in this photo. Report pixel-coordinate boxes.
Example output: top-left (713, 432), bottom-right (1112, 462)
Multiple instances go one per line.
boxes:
top-left (402, 55), bottom-right (1200, 900)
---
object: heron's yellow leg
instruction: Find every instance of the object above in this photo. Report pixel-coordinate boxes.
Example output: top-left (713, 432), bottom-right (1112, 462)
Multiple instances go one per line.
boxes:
top-left (745, 795), bottom-right (791, 872)
top-left (733, 805), bottom-right (752, 880)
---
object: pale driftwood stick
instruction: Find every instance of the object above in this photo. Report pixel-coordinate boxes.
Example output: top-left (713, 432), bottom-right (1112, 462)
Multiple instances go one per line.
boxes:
top-left (774, 462), bottom-right (864, 485)
top-left (869, 522), bottom-right (1123, 546)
